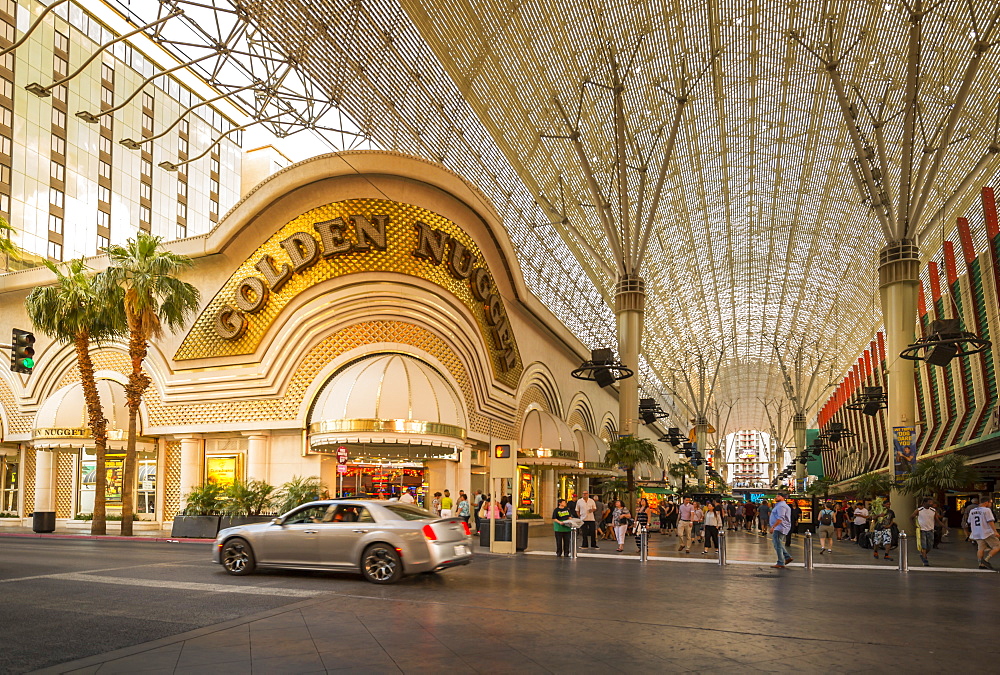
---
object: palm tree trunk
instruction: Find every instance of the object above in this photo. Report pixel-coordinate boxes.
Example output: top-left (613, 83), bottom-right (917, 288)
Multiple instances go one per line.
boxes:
top-left (121, 327), bottom-right (150, 537)
top-left (74, 332), bottom-right (108, 536)
top-left (626, 468), bottom-right (635, 514)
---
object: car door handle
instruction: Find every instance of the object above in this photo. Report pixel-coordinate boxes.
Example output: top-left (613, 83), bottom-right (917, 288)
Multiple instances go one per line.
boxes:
top-left (352, 529), bottom-right (368, 534)
top-left (303, 530), bottom-right (318, 534)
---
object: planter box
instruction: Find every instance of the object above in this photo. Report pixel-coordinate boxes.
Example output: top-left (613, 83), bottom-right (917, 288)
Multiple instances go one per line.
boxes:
top-left (219, 515), bottom-right (273, 530)
top-left (170, 515), bottom-right (221, 538)
top-left (64, 520), bottom-right (163, 533)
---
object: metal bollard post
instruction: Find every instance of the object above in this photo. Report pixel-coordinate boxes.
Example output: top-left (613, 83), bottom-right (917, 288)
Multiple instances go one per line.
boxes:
top-left (718, 529), bottom-right (726, 566)
top-left (898, 531), bottom-right (908, 572)
top-left (804, 531), bottom-right (814, 570)
top-left (569, 526), bottom-right (578, 559)
top-left (640, 526), bottom-right (649, 562)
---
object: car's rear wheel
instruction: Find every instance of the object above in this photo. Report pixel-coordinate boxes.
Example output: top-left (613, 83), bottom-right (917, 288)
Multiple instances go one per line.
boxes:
top-left (361, 543), bottom-right (402, 584)
top-left (222, 538), bottom-right (256, 575)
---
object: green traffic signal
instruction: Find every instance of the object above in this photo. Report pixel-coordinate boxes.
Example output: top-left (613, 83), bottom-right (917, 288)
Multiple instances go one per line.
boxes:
top-left (11, 328), bottom-right (35, 374)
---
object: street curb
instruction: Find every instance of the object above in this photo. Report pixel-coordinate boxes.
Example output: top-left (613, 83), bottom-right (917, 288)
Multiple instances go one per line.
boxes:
top-left (0, 532), bottom-right (214, 544)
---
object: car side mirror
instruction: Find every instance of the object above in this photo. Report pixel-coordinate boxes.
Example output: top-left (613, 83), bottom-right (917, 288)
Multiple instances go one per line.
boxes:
top-left (271, 518), bottom-right (283, 526)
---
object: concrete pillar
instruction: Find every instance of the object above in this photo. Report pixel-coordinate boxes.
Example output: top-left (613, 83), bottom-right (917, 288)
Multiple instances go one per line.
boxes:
top-left (540, 469), bottom-right (556, 515)
top-left (794, 415), bottom-right (807, 483)
top-left (242, 432), bottom-right (270, 482)
top-left (177, 435), bottom-right (204, 506)
top-left (879, 240), bottom-right (921, 536)
top-left (615, 275), bottom-right (645, 438)
top-left (34, 449), bottom-right (57, 513)
top-left (458, 444), bottom-right (472, 500)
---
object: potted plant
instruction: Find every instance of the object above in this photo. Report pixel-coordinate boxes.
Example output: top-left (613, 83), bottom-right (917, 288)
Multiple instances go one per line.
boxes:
top-left (170, 482), bottom-right (224, 538)
top-left (219, 478), bottom-right (277, 529)
top-left (273, 475), bottom-right (325, 515)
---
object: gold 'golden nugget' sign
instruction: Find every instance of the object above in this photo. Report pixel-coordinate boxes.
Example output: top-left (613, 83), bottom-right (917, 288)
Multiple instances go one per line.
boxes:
top-left (175, 199), bottom-right (522, 384)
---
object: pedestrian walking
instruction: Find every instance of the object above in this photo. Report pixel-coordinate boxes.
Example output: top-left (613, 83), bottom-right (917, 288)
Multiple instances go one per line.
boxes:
top-left (769, 494), bottom-right (794, 569)
top-left (911, 498), bottom-right (941, 566)
top-left (552, 499), bottom-right (572, 557)
top-left (757, 500), bottom-right (770, 534)
top-left (664, 500), bottom-right (678, 534)
top-left (852, 502), bottom-right (869, 542)
top-left (677, 497), bottom-right (694, 553)
top-left (456, 493), bottom-right (471, 528)
top-left (703, 502), bottom-right (722, 555)
top-left (634, 498), bottom-right (650, 552)
top-left (440, 489), bottom-right (454, 517)
top-left (871, 500), bottom-right (895, 561)
top-left (834, 503), bottom-right (847, 541)
top-left (473, 490), bottom-right (484, 532)
top-left (969, 496), bottom-right (1000, 570)
top-left (594, 495), bottom-right (606, 537)
top-left (786, 500), bottom-right (801, 547)
top-left (431, 492), bottom-right (442, 516)
top-left (577, 491), bottom-right (599, 549)
top-left (692, 501), bottom-right (705, 543)
top-left (657, 501), bottom-right (668, 535)
top-left (817, 501), bottom-right (836, 554)
top-left (399, 489), bottom-right (415, 505)
top-left (962, 496), bottom-right (980, 545)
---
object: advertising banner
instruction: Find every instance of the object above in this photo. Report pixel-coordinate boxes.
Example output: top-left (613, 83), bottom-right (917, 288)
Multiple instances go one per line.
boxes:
top-left (893, 426), bottom-right (917, 480)
top-left (105, 457), bottom-right (124, 503)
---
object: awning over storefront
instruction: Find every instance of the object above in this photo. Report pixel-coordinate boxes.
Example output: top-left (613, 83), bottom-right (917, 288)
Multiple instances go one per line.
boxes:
top-left (519, 408), bottom-right (578, 467)
top-left (641, 486), bottom-right (677, 495)
top-left (32, 379), bottom-right (153, 452)
top-left (309, 353), bottom-right (467, 452)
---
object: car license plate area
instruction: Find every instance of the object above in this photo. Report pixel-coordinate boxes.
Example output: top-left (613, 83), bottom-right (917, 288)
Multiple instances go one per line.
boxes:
top-left (454, 544), bottom-right (468, 556)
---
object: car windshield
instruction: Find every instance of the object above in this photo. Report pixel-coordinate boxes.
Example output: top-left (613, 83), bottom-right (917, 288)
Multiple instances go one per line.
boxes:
top-left (382, 504), bottom-right (436, 521)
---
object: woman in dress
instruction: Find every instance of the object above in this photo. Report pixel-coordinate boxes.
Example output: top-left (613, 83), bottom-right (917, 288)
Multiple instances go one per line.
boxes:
top-left (634, 498), bottom-right (650, 552)
top-left (702, 502), bottom-right (722, 555)
top-left (834, 503), bottom-right (847, 541)
top-left (611, 499), bottom-right (630, 552)
top-left (691, 501), bottom-right (705, 544)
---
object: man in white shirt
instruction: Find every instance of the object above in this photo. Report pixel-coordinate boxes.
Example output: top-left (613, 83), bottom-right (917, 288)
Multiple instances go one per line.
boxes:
top-left (910, 498), bottom-right (941, 566)
top-left (852, 503), bottom-right (869, 541)
top-left (577, 491), bottom-right (599, 549)
top-left (969, 496), bottom-right (1000, 570)
top-left (399, 490), bottom-right (415, 505)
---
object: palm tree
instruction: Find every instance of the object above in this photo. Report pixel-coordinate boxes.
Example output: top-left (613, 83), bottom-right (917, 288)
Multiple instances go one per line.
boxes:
top-left (806, 477), bottom-right (836, 499)
top-left (103, 232), bottom-right (200, 535)
top-left (26, 260), bottom-right (124, 535)
top-left (667, 461), bottom-right (698, 495)
top-left (605, 436), bottom-right (661, 511)
top-left (853, 471), bottom-right (894, 500)
top-left (901, 454), bottom-right (978, 505)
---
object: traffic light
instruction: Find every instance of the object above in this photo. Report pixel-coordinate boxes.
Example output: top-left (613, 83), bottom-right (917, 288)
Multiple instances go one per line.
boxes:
top-left (11, 329), bottom-right (35, 373)
top-left (494, 444), bottom-right (511, 459)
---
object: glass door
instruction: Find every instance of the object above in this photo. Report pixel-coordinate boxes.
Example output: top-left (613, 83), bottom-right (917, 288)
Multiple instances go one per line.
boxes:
top-left (137, 459), bottom-right (156, 519)
top-left (1, 455), bottom-right (17, 514)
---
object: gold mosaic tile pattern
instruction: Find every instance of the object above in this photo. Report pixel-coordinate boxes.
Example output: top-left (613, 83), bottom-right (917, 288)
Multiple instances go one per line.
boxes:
top-left (23, 450), bottom-right (35, 515)
top-left (0, 378), bottom-right (34, 435)
top-left (175, 198), bottom-right (522, 388)
top-left (163, 441), bottom-right (181, 521)
top-left (56, 350), bottom-right (131, 389)
top-left (568, 410), bottom-right (587, 431)
top-left (56, 453), bottom-right (74, 518)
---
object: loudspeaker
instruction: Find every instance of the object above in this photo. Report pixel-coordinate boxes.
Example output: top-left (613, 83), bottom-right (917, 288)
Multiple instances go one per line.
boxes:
top-left (925, 342), bottom-right (958, 367)
top-left (639, 398), bottom-right (656, 410)
top-left (862, 401), bottom-right (882, 416)
top-left (640, 410), bottom-right (657, 425)
top-left (594, 367), bottom-right (616, 388)
top-left (591, 348), bottom-right (614, 365)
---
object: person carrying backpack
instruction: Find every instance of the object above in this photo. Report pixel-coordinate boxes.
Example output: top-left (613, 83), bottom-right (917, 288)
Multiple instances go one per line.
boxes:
top-left (817, 501), bottom-right (836, 554)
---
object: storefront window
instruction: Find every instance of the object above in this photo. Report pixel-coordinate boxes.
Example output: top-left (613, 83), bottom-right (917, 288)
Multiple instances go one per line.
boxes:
top-left (1, 456), bottom-right (17, 514)
top-left (517, 467), bottom-right (534, 513)
top-left (80, 450), bottom-right (125, 512)
top-left (340, 465), bottom-right (426, 504)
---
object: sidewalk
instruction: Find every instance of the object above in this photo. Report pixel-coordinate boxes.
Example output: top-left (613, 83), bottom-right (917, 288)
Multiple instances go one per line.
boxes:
top-left (0, 525), bottom-right (212, 544)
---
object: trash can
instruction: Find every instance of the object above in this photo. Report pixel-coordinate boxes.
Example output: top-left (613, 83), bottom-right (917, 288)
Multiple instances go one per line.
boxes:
top-left (478, 520), bottom-right (528, 551)
top-left (32, 511), bottom-right (56, 533)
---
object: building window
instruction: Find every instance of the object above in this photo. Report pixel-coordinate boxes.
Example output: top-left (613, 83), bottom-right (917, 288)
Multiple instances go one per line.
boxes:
top-left (101, 62), bottom-right (114, 83)
top-left (101, 86), bottom-right (113, 106)
top-left (48, 214), bottom-right (63, 234)
top-left (139, 204), bottom-right (151, 222)
top-left (99, 160), bottom-right (111, 179)
top-left (0, 192), bottom-right (8, 213)
top-left (175, 223), bottom-right (186, 239)
top-left (98, 185), bottom-right (110, 203)
top-left (211, 198), bottom-right (219, 217)
top-left (209, 177), bottom-right (219, 195)
top-left (97, 210), bottom-right (110, 228)
top-left (210, 156), bottom-right (220, 173)
top-left (97, 234), bottom-right (109, 249)
top-left (140, 158), bottom-right (152, 176)
top-left (53, 56), bottom-right (68, 78)
top-left (51, 84), bottom-right (67, 102)
top-left (0, 21), bottom-right (13, 44)
top-left (100, 114), bottom-right (113, 133)
top-left (0, 162), bottom-right (8, 184)
top-left (54, 31), bottom-right (69, 53)
top-left (179, 118), bottom-right (189, 134)
top-left (49, 187), bottom-right (64, 209)
top-left (177, 201), bottom-right (187, 219)
top-left (142, 91), bottom-right (153, 109)
top-left (99, 135), bottom-right (112, 154)
top-left (0, 133), bottom-right (9, 155)
top-left (178, 137), bottom-right (188, 154)
top-left (51, 135), bottom-right (66, 156)
top-left (50, 161), bottom-right (64, 182)
top-left (141, 112), bottom-right (153, 130)
top-left (51, 107), bottom-right (66, 128)
top-left (0, 78), bottom-right (11, 100)
top-left (177, 180), bottom-right (187, 198)
top-left (139, 181), bottom-right (151, 201)
top-left (0, 106), bottom-right (10, 128)
top-left (47, 240), bottom-right (62, 261)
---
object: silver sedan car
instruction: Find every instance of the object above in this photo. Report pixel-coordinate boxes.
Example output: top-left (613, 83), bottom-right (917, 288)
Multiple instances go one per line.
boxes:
top-left (212, 499), bottom-right (473, 584)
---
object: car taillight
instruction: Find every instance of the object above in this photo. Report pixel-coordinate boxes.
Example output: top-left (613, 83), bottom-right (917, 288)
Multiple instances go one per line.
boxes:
top-left (461, 522), bottom-right (471, 536)
top-left (422, 524), bottom-right (438, 541)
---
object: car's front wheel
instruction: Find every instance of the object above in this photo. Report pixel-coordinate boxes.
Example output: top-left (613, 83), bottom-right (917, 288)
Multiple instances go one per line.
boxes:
top-left (221, 537), bottom-right (256, 575)
top-left (361, 543), bottom-right (402, 584)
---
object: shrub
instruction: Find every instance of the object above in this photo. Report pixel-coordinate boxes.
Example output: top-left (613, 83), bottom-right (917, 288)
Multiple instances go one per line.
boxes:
top-left (273, 475), bottom-right (325, 515)
top-left (222, 478), bottom-right (277, 517)
top-left (183, 482), bottom-right (225, 516)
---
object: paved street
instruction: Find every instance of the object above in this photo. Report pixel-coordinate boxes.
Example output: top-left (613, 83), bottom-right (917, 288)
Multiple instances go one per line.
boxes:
top-left (2, 534), bottom-right (999, 673)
